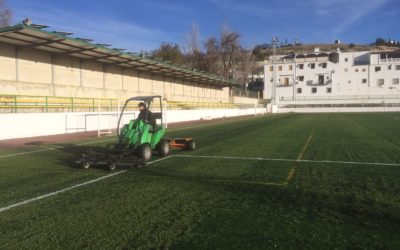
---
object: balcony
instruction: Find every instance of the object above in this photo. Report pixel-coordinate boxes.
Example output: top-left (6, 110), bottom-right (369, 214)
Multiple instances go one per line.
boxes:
top-left (380, 58), bottom-right (400, 63)
top-left (276, 82), bottom-right (295, 87)
top-left (306, 80), bottom-right (332, 86)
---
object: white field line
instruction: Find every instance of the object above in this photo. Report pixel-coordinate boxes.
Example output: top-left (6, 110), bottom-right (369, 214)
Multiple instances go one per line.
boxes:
top-left (0, 139), bottom-right (114, 159)
top-left (173, 154), bottom-right (400, 167)
top-left (0, 120), bottom-right (248, 159)
top-left (0, 155), bottom-right (173, 213)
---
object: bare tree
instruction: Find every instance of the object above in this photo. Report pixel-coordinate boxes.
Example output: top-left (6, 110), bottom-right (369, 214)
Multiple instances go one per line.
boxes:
top-left (234, 48), bottom-right (256, 87)
top-left (186, 23), bottom-right (201, 54)
top-left (205, 25), bottom-right (241, 79)
top-left (0, 0), bottom-right (12, 27)
top-left (152, 42), bottom-right (185, 65)
top-left (185, 23), bottom-right (208, 72)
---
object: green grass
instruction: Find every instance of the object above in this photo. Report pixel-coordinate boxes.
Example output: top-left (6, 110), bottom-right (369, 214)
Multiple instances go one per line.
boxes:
top-left (0, 113), bottom-right (400, 249)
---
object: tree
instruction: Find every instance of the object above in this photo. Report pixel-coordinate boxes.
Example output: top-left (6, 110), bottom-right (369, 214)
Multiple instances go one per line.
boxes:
top-left (234, 48), bottom-right (256, 87)
top-left (184, 23), bottom-right (209, 72)
top-left (375, 37), bottom-right (385, 46)
top-left (0, 0), bottom-right (11, 27)
top-left (152, 42), bottom-right (185, 65)
top-left (348, 43), bottom-right (356, 49)
top-left (205, 25), bottom-right (241, 79)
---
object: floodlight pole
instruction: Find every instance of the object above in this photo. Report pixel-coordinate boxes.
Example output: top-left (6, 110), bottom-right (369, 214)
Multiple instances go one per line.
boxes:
top-left (272, 37), bottom-right (279, 106)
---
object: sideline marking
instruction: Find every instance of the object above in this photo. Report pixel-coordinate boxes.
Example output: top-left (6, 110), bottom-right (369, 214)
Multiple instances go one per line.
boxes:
top-left (0, 156), bottom-right (172, 213)
top-left (0, 139), bottom-right (114, 159)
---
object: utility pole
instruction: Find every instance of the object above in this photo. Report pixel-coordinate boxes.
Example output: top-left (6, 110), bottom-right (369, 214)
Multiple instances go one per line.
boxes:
top-left (271, 36), bottom-right (279, 105)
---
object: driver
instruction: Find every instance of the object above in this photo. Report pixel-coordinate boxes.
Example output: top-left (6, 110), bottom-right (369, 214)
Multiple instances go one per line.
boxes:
top-left (137, 102), bottom-right (156, 128)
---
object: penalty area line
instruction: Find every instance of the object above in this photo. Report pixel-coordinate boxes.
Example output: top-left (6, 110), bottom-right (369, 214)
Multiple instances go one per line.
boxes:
top-left (0, 156), bottom-right (173, 214)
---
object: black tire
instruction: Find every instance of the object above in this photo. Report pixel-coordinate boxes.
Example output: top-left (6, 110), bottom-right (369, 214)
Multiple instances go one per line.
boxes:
top-left (81, 161), bottom-right (90, 169)
top-left (138, 143), bottom-right (152, 161)
top-left (108, 162), bottom-right (116, 171)
top-left (157, 139), bottom-right (170, 157)
top-left (185, 140), bottom-right (196, 151)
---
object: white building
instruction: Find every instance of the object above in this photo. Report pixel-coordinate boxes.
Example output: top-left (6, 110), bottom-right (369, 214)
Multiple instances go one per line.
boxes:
top-left (263, 49), bottom-right (400, 111)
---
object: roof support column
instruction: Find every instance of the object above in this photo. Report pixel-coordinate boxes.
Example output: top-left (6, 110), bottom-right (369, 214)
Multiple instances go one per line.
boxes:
top-left (51, 53), bottom-right (55, 96)
top-left (121, 68), bottom-right (124, 91)
top-left (137, 71), bottom-right (140, 95)
top-left (14, 47), bottom-right (19, 82)
top-left (79, 59), bottom-right (83, 87)
top-left (102, 64), bottom-right (106, 89)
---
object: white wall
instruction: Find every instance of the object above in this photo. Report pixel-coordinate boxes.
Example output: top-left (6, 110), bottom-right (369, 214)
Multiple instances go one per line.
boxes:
top-left (0, 108), bottom-right (266, 140)
top-left (277, 107), bottom-right (400, 113)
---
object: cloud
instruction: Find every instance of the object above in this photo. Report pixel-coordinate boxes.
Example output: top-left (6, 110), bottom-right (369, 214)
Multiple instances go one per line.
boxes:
top-left (311, 0), bottom-right (390, 35)
top-left (208, 0), bottom-right (272, 19)
top-left (11, 3), bottom-right (170, 52)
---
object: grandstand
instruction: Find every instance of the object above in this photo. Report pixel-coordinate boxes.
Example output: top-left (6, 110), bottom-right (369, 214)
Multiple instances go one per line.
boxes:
top-left (0, 21), bottom-right (264, 140)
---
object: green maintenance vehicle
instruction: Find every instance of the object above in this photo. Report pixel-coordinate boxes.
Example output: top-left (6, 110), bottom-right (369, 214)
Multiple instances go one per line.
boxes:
top-left (78, 96), bottom-right (195, 171)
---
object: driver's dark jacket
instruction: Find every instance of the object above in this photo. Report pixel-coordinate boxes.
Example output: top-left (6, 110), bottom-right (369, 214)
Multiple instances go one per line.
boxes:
top-left (138, 109), bottom-right (156, 128)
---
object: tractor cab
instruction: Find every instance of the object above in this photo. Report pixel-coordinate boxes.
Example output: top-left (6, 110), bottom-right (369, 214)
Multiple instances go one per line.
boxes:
top-left (117, 96), bottom-right (168, 160)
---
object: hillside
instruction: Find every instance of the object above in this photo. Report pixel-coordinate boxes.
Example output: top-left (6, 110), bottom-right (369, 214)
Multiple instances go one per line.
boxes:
top-left (253, 43), bottom-right (400, 60)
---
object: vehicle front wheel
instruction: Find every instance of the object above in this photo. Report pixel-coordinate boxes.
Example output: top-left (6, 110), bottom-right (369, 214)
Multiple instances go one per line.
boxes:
top-left (157, 139), bottom-right (170, 157)
top-left (138, 144), bottom-right (152, 161)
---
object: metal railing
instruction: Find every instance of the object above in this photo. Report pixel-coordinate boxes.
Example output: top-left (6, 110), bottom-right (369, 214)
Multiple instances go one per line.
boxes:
top-left (0, 94), bottom-right (260, 113)
top-left (279, 94), bottom-right (400, 101)
top-left (380, 58), bottom-right (400, 63)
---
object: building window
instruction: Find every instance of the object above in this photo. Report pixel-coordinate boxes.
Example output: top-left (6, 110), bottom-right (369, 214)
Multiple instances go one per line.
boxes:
top-left (345, 58), bottom-right (348, 62)
top-left (375, 66), bottom-right (381, 72)
top-left (377, 79), bottom-right (384, 86)
top-left (269, 66), bottom-right (273, 72)
top-left (297, 88), bottom-right (302, 94)
top-left (326, 87), bottom-right (332, 93)
top-left (298, 64), bottom-right (304, 69)
top-left (344, 68), bottom-right (348, 72)
top-left (321, 63), bottom-right (327, 68)
top-left (362, 79), bottom-right (367, 84)
top-left (309, 63), bottom-right (315, 69)
top-left (348, 80), bottom-right (351, 84)
top-left (396, 65), bottom-right (400, 70)
top-left (297, 76), bottom-right (304, 81)
top-left (312, 87), bottom-right (317, 94)
top-left (362, 68), bottom-right (366, 72)
top-left (289, 65), bottom-right (293, 70)
top-left (283, 77), bottom-right (289, 85)
top-left (270, 78), bottom-right (273, 83)
top-left (355, 69), bottom-right (359, 72)
top-left (278, 65), bottom-right (283, 71)
top-left (388, 65), bottom-right (392, 70)
top-left (393, 78), bottom-right (399, 85)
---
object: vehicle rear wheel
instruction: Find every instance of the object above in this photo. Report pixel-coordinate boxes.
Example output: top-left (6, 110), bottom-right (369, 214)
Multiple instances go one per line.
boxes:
top-left (108, 162), bottom-right (116, 171)
top-left (157, 139), bottom-right (170, 157)
top-left (81, 161), bottom-right (90, 169)
top-left (138, 143), bottom-right (152, 161)
top-left (185, 140), bottom-right (196, 151)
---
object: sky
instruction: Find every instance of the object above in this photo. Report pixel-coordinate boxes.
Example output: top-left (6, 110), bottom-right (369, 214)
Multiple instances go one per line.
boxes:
top-left (5, 0), bottom-right (400, 52)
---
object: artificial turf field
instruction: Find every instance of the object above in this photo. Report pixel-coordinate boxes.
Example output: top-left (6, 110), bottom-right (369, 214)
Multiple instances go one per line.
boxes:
top-left (0, 112), bottom-right (400, 249)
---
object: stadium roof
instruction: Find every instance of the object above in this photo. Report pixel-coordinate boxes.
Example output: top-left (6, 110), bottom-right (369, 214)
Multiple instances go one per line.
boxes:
top-left (0, 21), bottom-right (238, 88)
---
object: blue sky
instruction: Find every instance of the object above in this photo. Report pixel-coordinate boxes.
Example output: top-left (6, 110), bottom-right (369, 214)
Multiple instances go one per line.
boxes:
top-left (6, 0), bottom-right (400, 52)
